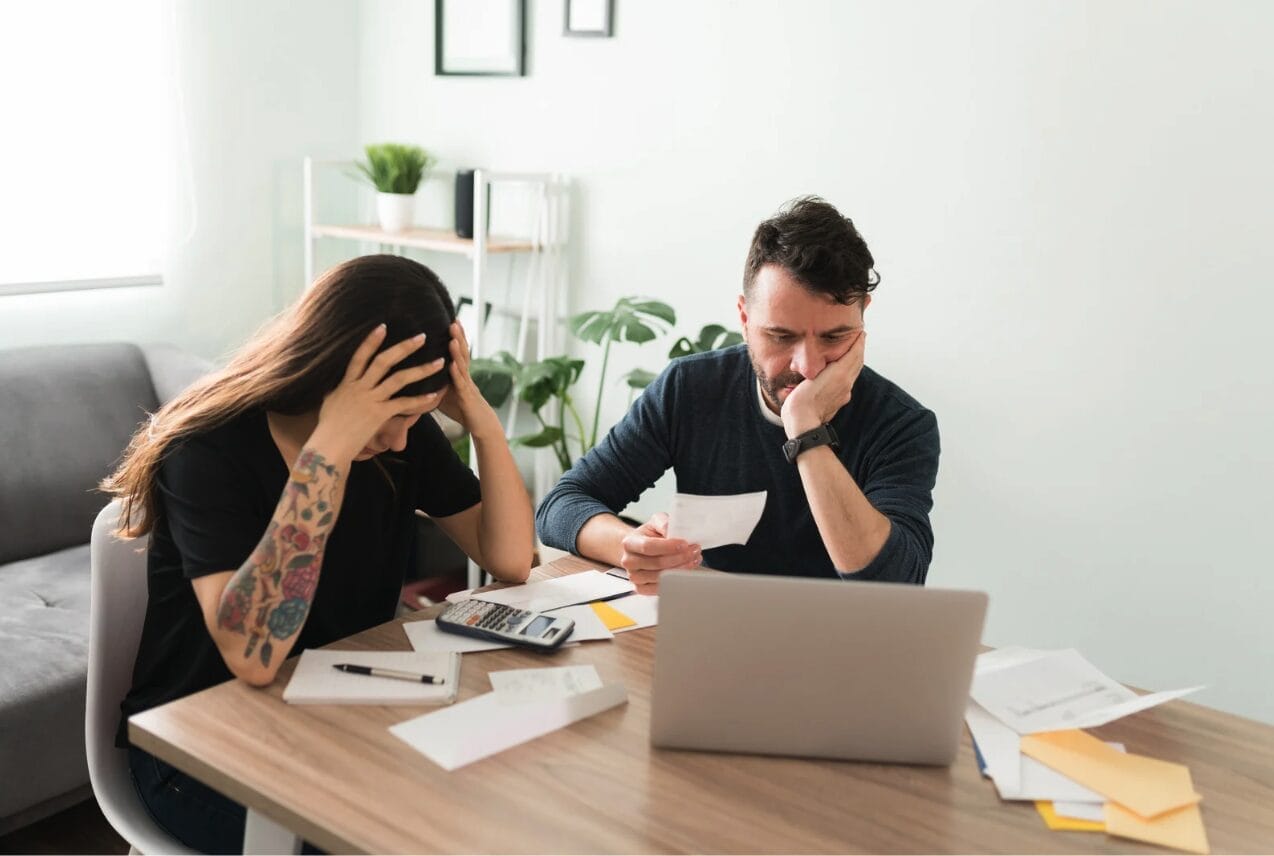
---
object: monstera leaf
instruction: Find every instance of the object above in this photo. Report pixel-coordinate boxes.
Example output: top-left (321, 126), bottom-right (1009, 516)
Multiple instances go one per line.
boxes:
top-left (569, 297), bottom-right (676, 346)
top-left (668, 323), bottom-right (744, 360)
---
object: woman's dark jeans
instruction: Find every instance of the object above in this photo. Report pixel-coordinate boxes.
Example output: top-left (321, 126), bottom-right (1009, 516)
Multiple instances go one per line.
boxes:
top-left (129, 745), bottom-right (246, 854)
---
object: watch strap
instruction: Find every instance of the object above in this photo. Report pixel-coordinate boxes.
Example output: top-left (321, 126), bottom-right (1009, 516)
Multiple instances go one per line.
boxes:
top-left (782, 423), bottom-right (840, 464)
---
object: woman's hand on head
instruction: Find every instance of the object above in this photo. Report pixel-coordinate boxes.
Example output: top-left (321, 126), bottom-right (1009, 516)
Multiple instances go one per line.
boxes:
top-left (436, 321), bottom-right (503, 440)
top-left (308, 324), bottom-right (447, 464)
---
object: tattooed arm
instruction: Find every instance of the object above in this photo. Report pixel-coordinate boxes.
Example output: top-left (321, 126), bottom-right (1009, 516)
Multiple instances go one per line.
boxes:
top-left (189, 324), bottom-right (450, 686)
top-left (190, 448), bottom-right (346, 685)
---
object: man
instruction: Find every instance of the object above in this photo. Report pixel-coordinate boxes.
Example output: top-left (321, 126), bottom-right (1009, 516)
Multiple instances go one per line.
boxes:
top-left (536, 197), bottom-right (939, 594)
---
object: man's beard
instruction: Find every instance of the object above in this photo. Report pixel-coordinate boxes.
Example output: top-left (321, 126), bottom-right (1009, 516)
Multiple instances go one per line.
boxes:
top-left (750, 354), bottom-right (804, 414)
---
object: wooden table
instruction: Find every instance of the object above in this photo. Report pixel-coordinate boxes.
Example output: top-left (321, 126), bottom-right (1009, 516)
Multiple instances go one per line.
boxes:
top-left (130, 556), bottom-right (1274, 854)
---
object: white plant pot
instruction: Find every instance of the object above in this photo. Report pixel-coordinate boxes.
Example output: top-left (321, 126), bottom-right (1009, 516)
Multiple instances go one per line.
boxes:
top-left (376, 191), bottom-right (416, 233)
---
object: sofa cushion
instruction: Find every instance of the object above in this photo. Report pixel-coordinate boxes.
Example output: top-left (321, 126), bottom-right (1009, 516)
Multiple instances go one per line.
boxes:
top-left (0, 344), bottom-right (159, 564)
top-left (0, 543), bottom-right (94, 816)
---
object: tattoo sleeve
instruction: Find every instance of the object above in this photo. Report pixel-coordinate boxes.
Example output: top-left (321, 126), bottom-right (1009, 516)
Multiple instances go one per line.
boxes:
top-left (215, 448), bottom-right (341, 668)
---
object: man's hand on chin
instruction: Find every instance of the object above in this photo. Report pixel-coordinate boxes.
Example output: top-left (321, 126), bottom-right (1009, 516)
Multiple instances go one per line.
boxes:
top-left (781, 330), bottom-right (866, 438)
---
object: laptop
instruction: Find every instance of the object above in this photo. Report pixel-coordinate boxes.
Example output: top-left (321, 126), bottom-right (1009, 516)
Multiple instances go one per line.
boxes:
top-left (650, 571), bottom-right (988, 765)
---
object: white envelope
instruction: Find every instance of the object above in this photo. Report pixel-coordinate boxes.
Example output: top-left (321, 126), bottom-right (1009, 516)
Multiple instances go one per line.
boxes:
top-left (390, 683), bottom-right (628, 771)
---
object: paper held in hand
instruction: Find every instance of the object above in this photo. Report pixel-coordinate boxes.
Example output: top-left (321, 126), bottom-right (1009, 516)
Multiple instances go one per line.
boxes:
top-left (666, 490), bottom-right (767, 550)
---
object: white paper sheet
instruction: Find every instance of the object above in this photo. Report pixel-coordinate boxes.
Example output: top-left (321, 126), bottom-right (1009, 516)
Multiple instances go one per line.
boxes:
top-left (541, 603), bottom-right (616, 642)
top-left (600, 593), bottom-right (659, 632)
top-left (389, 683), bottom-right (629, 771)
top-left (966, 701), bottom-right (1023, 795)
top-left (471, 571), bottom-right (635, 613)
top-left (402, 619), bottom-right (511, 653)
top-left (487, 665), bottom-right (603, 702)
top-left (1013, 752), bottom-right (1109, 803)
top-left (971, 648), bottom-right (1202, 734)
top-left (666, 491), bottom-right (767, 550)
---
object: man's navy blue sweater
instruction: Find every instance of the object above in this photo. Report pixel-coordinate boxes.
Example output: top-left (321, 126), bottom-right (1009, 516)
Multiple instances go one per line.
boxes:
top-left (535, 345), bottom-right (940, 583)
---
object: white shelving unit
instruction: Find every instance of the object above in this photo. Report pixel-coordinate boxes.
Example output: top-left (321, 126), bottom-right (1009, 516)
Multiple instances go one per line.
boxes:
top-left (303, 158), bottom-right (571, 587)
top-left (303, 159), bottom-right (569, 361)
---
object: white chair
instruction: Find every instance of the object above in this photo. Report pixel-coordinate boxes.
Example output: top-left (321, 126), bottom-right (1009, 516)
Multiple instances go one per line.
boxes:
top-left (86, 500), bottom-right (198, 855)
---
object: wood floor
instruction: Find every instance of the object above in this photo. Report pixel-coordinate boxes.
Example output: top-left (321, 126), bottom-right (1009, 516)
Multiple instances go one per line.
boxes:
top-left (0, 799), bottom-right (127, 855)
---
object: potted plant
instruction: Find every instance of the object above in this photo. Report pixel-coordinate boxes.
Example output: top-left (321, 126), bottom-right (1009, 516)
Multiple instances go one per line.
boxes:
top-left (351, 142), bottom-right (435, 233)
top-left (469, 298), bottom-right (743, 474)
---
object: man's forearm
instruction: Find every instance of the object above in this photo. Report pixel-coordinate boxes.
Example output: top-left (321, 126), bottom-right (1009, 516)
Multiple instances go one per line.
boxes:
top-left (574, 513), bottom-right (633, 567)
top-left (795, 446), bottom-right (891, 572)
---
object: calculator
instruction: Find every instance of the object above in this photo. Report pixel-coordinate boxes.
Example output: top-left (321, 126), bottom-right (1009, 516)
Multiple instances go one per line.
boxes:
top-left (436, 599), bottom-right (576, 652)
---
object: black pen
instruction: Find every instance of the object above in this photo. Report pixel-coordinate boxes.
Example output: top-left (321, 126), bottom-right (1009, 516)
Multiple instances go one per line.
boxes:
top-left (333, 663), bottom-right (444, 685)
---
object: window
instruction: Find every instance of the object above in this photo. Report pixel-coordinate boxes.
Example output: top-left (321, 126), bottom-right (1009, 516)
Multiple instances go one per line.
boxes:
top-left (0, 0), bottom-right (167, 294)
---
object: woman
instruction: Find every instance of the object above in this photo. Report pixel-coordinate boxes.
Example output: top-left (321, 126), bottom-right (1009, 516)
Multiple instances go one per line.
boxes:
top-left (101, 254), bottom-right (533, 853)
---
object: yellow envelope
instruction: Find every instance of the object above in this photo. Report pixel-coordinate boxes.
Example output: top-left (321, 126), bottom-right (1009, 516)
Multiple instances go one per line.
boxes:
top-left (1020, 730), bottom-right (1201, 820)
top-left (1034, 801), bottom-right (1105, 832)
top-left (1106, 800), bottom-right (1210, 854)
top-left (590, 601), bottom-right (637, 631)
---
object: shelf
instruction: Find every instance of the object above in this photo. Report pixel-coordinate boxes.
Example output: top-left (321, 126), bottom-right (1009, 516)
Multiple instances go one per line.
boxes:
top-left (310, 224), bottom-right (534, 255)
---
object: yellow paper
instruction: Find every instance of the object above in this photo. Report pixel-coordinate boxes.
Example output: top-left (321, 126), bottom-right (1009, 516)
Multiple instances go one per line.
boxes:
top-left (590, 601), bottom-right (637, 631)
top-left (1106, 800), bottom-right (1210, 854)
top-left (1021, 730), bottom-right (1201, 819)
top-left (1034, 801), bottom-right (1105, 832)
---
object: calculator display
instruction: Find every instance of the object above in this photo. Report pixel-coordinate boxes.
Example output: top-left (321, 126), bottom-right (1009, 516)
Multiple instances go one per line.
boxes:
top-left (523, 615), bottom-right (554, 637)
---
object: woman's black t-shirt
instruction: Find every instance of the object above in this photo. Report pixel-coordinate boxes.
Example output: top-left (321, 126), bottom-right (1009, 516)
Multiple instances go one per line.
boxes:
top-left (117, 409), bottom-right (480, 746)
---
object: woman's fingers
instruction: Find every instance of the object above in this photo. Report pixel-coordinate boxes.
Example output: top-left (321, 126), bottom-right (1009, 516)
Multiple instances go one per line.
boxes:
top-left (449, 322), bottom-right (470, 373)
top-left (363, 332), bottom-right (426, 387)
top-left (377, 358), bottom-right (447, 398)
top-left (391, 390), bottom-right (447, 416)
top-left (345, 324), bottom-right (387, 382)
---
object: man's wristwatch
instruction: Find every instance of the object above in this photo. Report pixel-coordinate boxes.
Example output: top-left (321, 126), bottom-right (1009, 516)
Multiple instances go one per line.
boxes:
top-left (782, 423), bottom-right (840, 464)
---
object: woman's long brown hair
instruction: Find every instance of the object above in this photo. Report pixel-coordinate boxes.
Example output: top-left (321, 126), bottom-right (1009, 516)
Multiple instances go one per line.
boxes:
top-left (101, 254), bottom-right (456, 537)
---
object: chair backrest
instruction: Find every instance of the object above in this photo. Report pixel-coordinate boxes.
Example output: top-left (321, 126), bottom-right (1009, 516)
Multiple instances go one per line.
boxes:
top-left (86, 500), bottom-right (197, 855)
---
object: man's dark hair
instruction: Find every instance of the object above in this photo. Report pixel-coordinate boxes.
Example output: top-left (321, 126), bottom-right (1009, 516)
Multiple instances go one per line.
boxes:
top-left (743, 196), bottom-right (880, 305)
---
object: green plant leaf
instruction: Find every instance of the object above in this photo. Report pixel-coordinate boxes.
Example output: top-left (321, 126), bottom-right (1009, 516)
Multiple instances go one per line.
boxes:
top-left (628, 300), bottom-right (676, 325)
top-left (568, 311), bottom-right (611, 345)
top-left (622, 368), bottom-right (657, 389)
top-left (667, 336), bottom-right (696, 359)
top-left (668, 323), bottom-right (744, 359)
top-left (350, 142), bottom-right (435, 194)
top-left (514, 426), bottom-right (564, 448)
top-left (695, 324), bottom-right (728, 350)
top-left (617, 318), bottom-right (658, 344)
top-left (470, 354), bottom-right (518, 408)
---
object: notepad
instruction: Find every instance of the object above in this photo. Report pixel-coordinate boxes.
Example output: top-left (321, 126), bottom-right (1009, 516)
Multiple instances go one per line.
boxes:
top-left (283, 649), bottom-right (460, 705)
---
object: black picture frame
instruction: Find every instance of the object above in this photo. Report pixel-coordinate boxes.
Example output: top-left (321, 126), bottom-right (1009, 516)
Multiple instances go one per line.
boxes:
top-left (435, 0), bottom-right (527, 77)
top-left (564, 0), bottom-right (614, 37)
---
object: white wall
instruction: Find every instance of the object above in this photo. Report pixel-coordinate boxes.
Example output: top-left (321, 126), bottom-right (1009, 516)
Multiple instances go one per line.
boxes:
top-left (0, 0), bottom-right (362, 360)
top-left (358, 0), bottom-right (1274, 723)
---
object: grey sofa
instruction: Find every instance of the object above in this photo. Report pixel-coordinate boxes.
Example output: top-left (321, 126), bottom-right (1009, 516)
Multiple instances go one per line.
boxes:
top-left (0, 342), bottom-right (210, 833)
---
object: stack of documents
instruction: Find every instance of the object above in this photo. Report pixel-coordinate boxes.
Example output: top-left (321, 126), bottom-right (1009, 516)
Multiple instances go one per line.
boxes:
top-left (405, 572), bottom-right (658, 653)
top-left (966, 647), bottom-right (1208, 854)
